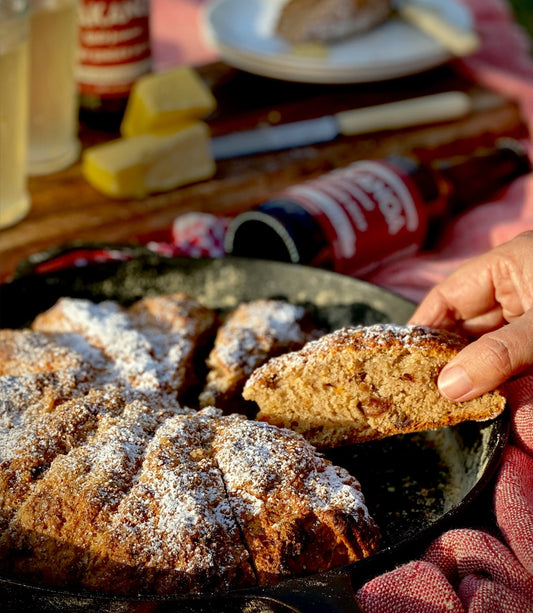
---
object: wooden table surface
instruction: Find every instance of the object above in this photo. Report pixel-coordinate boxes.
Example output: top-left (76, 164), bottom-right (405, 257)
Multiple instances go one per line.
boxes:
top-left (0, 61), bottom-right (528, 282)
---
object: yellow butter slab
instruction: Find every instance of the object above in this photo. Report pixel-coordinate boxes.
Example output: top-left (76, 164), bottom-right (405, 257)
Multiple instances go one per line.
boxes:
top-left (82, 122), bottom-right (216, 199)
top-left (121, 66), bottom-right (217, 138)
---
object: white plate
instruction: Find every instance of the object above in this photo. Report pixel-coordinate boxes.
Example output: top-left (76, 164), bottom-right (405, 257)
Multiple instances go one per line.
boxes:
top-left (204, 0), bottom-right (473, 84)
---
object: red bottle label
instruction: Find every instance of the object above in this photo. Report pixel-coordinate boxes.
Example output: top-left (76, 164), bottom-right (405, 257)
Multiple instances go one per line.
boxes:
top-left (282, 160), bottom-right (429, 275)
top-left (77, 0), bottom-right (151, 99)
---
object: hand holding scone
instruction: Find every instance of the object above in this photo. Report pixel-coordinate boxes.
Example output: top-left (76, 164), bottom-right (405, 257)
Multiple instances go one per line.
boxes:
top-left (409, 231), bottom-right (533, 401)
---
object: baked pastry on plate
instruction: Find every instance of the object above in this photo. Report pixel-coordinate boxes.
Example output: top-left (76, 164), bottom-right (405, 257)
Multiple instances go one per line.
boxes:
top-left (275, 0), bottom-right (392, 44)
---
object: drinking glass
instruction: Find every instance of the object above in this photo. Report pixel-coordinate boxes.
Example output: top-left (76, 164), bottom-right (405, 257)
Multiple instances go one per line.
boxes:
top-left (27, 0), bottom-right (80, 175)
top-left (0, 0), bottom-right (30, 229)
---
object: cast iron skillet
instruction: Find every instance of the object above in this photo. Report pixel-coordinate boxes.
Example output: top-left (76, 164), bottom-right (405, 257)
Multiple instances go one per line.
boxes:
top-left (0, 246), bottom-right (509, 613)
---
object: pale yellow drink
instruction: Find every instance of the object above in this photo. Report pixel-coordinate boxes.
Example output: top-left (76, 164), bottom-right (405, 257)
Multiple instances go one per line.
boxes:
top-left (0, 0), bottom-right (30, 229)
top-left (27, 0), bottom-right (80, 175)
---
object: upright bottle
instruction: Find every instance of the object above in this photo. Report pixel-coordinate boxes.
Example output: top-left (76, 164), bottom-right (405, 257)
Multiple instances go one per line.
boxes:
top-left (225, 139), bottom-right (531, 276)
top-left (76, 0), bottom-right (151, 130)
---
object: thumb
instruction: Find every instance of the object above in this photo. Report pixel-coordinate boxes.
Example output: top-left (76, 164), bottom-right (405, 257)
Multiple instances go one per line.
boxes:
top-left (437, 309), bottom-right (533, 401)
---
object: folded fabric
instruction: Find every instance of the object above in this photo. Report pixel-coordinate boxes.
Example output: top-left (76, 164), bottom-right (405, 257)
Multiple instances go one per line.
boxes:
top-left (356, 560), bottom-right (465, 613)
top-left (357, 529), bottom-right (533, 613)
top-left (494, 368), bottom-right (533, 577)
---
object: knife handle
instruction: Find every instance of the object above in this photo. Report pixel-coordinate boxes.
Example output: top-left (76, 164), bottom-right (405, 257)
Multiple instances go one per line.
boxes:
top-left (335, 91), bottom-right (471, 137)
top-left (398, 2), bottom-right (480, 57)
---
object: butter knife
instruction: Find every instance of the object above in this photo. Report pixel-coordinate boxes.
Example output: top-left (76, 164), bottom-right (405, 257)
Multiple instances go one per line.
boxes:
top-left (211, 91), bottom-right (472, 160)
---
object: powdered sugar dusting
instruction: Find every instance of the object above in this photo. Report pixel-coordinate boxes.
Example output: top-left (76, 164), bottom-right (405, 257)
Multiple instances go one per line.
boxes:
top-left (213, 300), bottom-right (315, 372)
top-left (0, 329), bottom-right (87, 375)
top-left (0, 370), bottom-right (80, 434)
top-left (102, 410), bottom-right (253, 590)
top-left (245, 323), bottom-right (464, 388)
top-left (37, 298), bottom-right (173, 391)
top-left (0, 390), bottom-right (190, 537)
top-left (212, 414), bottom-right (369, 519)
top-left (316, 324), bottom-right (453, 351)
top-left (353, 324), bottom-right (450, 347)
top-left (201, 299), bottom-right (321, 411)
top-left (31, 295), bottom-right (216, 398)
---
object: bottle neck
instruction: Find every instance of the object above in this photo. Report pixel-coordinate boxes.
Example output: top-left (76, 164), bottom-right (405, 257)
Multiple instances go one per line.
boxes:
top-left (431, 139), bottom-right (531, 215)
top-left (389, 139), bottom-right (531, 222)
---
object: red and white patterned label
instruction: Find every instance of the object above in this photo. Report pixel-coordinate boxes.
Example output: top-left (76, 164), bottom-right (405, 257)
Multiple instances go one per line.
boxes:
top-left (77, 0), bottom-right (151, 98)
top-left (282, 160), bottom-right (429, 275)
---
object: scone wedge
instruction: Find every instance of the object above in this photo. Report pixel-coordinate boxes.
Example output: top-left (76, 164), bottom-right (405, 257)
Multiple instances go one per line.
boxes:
top-left (199, 299), bottom-right (322, 414)
top-left (243, 324), bottom-right (507, 449)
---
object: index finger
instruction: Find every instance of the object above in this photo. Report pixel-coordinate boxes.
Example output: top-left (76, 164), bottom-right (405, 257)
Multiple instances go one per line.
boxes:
top-left (408, 257), bottom-right (498, 328)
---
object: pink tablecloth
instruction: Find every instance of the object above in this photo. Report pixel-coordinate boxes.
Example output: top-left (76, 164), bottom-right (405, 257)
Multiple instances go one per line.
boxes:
top-left (151, 0), bottom-right (217, 71)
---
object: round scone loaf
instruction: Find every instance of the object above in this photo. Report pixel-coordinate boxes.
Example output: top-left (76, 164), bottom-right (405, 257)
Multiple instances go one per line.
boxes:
top-left (243, 324), bottom-right (507, 449)
top-left (275, 0), bottom-right (391, 44)
top-left (0, 294), bottom-right (380, 595)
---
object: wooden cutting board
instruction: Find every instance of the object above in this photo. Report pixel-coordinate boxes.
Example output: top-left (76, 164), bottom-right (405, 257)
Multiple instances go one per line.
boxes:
top-left (0, 62), bottom-right (528, 282)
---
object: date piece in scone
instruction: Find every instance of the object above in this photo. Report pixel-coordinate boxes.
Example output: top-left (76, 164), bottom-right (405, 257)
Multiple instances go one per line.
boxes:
top-left (243, 324), bottom-right (507, 449)
top-left (276, 0), bottom-right (391, 44)
top-left (199, 299), bottom-right (322, 414)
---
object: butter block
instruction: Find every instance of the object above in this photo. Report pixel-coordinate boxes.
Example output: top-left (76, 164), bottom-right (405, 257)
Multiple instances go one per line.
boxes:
top-left (82, 122), bottom-right (216, 199)
top-left (121, 66), bottom-right (217, 138)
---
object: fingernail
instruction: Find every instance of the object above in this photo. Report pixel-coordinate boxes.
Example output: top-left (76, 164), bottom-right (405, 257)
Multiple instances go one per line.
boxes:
top-left (438, 366), bottom-right (474, 401)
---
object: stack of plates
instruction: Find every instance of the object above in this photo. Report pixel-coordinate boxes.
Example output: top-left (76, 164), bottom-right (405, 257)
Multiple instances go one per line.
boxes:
top-left (204, 0), bottom-right (473, 84)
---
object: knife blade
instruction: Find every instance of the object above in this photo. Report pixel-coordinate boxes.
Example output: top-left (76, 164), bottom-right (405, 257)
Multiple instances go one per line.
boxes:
top-left (210, 91), bottom-right (472, 161)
